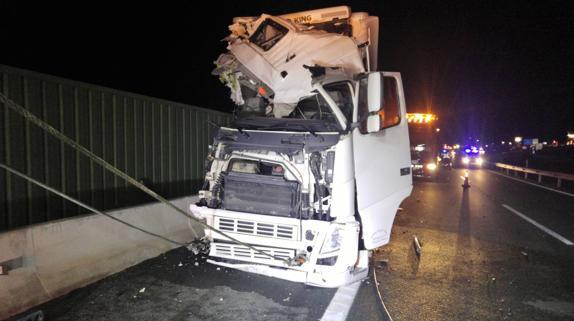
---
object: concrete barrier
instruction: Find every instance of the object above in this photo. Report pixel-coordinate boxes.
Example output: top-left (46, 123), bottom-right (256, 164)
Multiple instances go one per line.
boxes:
top-left (0, 195), bottom-right (200, 319)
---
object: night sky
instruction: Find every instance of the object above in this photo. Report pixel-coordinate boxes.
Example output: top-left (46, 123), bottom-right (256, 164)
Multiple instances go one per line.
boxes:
top-left (2, 0), bottom-right (573, 144)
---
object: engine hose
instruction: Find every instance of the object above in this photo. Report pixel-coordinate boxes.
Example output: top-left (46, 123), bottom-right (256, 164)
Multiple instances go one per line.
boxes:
top-left (310, 152), bottom-right (324, 218)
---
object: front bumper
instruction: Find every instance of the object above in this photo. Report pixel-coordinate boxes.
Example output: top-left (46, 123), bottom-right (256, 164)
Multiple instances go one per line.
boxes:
top-left (207, 252), bottom-right (368, 288)
top-left (189, 204), bottom-right (367, 287)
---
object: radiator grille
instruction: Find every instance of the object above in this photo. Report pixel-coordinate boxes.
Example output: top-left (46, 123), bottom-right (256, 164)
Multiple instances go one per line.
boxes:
top-left (216, 217), bottom-right (297, 240)
top-left (222, 172), bottom-right (299, 217)
top-left (212, 242), bottom-right (294, 266)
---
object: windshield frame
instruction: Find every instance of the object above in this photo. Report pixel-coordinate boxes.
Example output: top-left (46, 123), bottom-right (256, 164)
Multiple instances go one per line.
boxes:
top-left (313, 83), bottom-right (349, 130)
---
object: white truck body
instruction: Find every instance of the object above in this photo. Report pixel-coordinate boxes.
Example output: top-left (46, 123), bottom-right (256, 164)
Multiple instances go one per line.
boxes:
top-left (190, 6), bottom-right (412, 287)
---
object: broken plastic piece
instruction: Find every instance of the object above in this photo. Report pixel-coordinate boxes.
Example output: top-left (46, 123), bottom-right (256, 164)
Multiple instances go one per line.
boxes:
top-left (290, 253), bottom-right (307, 266)
top-left (413, 236), bottom-right (422, 257)
top-left (187, 237), bottom-right (211, 256)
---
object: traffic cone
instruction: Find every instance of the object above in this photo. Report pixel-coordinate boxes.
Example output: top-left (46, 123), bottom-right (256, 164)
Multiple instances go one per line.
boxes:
top-left (462, 170), bottom-right (471, 189)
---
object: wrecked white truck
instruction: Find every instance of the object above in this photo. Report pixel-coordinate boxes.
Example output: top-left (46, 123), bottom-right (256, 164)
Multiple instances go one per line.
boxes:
top-left (189, 6), bottom-right (412, 287)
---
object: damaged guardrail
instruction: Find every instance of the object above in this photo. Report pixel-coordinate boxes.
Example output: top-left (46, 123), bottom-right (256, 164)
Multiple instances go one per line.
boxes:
top-left (495, 162), bottom-right (574, 188)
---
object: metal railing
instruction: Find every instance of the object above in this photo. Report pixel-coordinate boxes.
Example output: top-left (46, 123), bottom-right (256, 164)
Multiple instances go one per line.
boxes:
top-left (495, 162), bottom-right (574, 188)
top-left (0, 64), bottom-right (232, 231)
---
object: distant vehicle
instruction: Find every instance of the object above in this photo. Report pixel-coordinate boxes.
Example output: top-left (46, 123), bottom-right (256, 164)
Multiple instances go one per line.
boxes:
top-left (460, 146), bottom-right (484, 167)
top-left (439, 156), bottom-right (452, 169)
top-left (438, 147), bottom-right (453, 169)
top-left (407, 113), bottom-right (440, 179)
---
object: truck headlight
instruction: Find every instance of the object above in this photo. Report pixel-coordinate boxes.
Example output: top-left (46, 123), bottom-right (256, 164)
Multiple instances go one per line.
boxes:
top-left (426, 163), bottom-right (437, 171)
top-left (476, 157), bottom-right (483, 165)
top-left (462, 157), bottom-right (470, 164)
top-left (321, 226), bottom-right (343, 255)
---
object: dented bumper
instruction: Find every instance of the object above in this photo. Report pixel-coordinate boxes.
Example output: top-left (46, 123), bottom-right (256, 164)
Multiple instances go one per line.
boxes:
top-left (189, 204), bottom-right (368, 287)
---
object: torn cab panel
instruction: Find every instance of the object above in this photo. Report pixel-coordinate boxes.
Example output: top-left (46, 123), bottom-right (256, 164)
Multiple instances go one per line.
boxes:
top-left (214, 7), bottom-right (378, 109)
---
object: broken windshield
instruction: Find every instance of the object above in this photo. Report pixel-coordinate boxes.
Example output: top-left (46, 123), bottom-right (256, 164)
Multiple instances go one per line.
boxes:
top-left (289, 92), bottom-right (338, 123)
top-left (234, 87), bottom-right (344, 132)
top-left (323, 82), bottom-right (353, 123)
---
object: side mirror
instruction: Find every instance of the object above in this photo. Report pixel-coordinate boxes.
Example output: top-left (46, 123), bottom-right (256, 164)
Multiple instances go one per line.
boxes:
top-left (366, 73), bottom-right (382, 133)
top-left (366, 72), bottom-right (383, 113)
top-left (357, 73), bottom-right (401, 134)
top-left (358, 73), bottom-right (383, 133)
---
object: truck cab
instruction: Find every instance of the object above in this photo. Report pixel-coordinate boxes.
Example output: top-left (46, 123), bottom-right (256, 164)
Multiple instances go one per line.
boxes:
top-left (189, 7), bottom-right (412, 287)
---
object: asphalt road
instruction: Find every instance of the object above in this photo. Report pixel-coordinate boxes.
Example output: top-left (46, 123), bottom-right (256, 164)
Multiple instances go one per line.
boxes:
top-left (10, 167), bottom-right (574, 321)
top-left (10, 242), bottom-right (387, 321)
top-left (375, 167), bottom-right (574, 321)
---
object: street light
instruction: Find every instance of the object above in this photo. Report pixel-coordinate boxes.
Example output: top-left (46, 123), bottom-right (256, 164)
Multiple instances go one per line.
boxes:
top-left (435, 128), bottom-right (440, 132)
top-left (514, 136), bottom-right (522, 143)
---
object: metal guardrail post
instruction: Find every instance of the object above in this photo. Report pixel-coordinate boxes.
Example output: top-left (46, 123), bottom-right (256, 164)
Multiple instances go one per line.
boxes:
top-left (495, 162), bottom-right (574, 189)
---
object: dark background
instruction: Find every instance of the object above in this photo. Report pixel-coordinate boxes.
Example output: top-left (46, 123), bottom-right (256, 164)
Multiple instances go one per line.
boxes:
top-left (2, 0), bottom-right (573, 144)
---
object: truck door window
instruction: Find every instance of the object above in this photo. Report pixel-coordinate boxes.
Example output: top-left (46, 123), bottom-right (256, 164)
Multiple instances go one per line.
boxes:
top-left (324, 82), bottom-right (353, 123)
top-left (250, 19), bottom-right (289, 51)
top-left (358, 76), bottom-right (401, 134)
top-left (382, 77), bottom-right (401, 128)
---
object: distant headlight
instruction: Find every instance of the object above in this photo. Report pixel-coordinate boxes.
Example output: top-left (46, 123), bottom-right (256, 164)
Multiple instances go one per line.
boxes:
top-left (426, 163), bottom-right (437, 171)
top-left (476, 157), bottom-right (483, 165)
top-left (462, 157), bottom-right (470, 164)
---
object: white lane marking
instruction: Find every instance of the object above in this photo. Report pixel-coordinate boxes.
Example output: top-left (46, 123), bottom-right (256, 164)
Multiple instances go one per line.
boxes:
top-left (489, 170), bottom-right (574, 198)
top-left (372, 260), bottom-right (395, 321)
top-left (502, 204), bottom-right (574, 246)
top-left (320, 281), bottom-right (361, 321)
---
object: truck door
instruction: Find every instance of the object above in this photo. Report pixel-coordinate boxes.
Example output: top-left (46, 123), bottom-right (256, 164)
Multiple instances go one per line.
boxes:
top-left (352, 72), bottom-right (413, 249)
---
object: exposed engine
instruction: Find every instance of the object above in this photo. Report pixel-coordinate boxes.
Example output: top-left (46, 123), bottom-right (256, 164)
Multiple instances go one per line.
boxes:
top-left (198, 128), bottom-right (339, 222)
